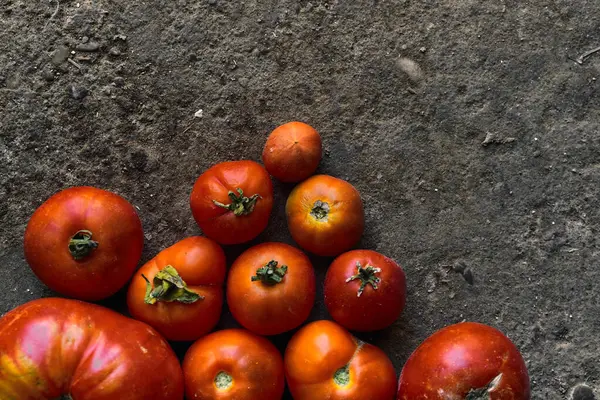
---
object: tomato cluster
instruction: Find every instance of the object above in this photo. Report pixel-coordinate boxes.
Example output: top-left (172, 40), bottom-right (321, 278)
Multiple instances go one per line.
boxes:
top-left (0, 121), bottom-right (531, 399)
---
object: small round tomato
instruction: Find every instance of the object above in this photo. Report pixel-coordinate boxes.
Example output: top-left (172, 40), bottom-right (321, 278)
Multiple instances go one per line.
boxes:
top-left (227, 242), bottom-right (316, 335)
top-left (23, 186), bottom-right (143, 301)
top-left (285, 320), bottom-right (397, 400)
top-left (127, 236), bottom-right (226, 341)
top-left (324, 249), bottom-right (406, 331)
top-left (183, 329), bottom-right (285, 400)
top-left (397, 322), bottom-right (531, 399)
top-left (262, 121), bottom-right (322, 182)
top-left (285, 175), bottom-right (364, 256)
top-left (190, 160), bottom-right (274, 245)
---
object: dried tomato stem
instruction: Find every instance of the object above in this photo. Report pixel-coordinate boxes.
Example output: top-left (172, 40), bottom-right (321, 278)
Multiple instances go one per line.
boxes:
top-left (310, 200), bottom-right (330, 220)
top-left (142, 265), bottom-right (203, 304)
top-left (346, 262), bottom-right (382, 297)
top-left (68, 230), bottom-right (99, 260)
top-left (251, 260), bottom-right (288, 285)
top-left (213, 188), bottom-right (261, 216)
top-left (333, 364), bottom-right (350, 387)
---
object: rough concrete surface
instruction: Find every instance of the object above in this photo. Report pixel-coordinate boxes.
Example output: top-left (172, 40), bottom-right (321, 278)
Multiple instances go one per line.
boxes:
top-left (1, 0), bottom-right (599, 399)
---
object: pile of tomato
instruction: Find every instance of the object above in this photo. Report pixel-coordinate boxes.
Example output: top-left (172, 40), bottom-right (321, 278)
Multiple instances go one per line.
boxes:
top-left (0, 122), bottom-right (531, 399)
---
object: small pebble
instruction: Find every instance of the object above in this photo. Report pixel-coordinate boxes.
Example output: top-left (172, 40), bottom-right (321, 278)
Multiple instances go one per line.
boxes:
top-left (76, 42), bottom-right (100, 52)
top-left (52, 46), bottom-right (70, 65)
top-left (109, 47), bottom-right (121, 56)
top-left (81, 36), bottom-right (89, 43)
top-left (113, 76), bottom-right (125, 87)
top-left (69, 86), bottom-right (88, 100)
top-left (42, 70), bottom-right (55, 82)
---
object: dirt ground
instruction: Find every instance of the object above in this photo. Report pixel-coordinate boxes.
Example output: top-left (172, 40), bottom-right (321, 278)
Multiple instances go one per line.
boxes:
top-left (1, 0), bottom-right (600, 398)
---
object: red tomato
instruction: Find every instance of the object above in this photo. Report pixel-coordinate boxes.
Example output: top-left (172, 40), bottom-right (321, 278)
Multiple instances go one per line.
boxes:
top-left (127, 236), bottom-right (226, 341)
top-left (262, 121), bottom-right (322, 182)
top-left (23, 186), bottom-right (143, 301)
top-left (324, 249), bottom-right (406, 331)
top-left (397, 322), bottom-right (531, 399)
top-left (226, 242), bottom-right (316, 335)
top-left (183, 329), bottom-right (285, 400)
top-left (285, 320), bottom-right (397, 400)
top-left (285, 175), bottom-right (364, 256)
top-left (190, 160), bottom-right (274, 245)
top-left (0, 298), bottom-right (183, 400)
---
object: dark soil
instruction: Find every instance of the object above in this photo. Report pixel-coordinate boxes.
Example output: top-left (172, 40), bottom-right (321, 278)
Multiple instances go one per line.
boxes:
top-left (1, 1), bottom-right (600, 399)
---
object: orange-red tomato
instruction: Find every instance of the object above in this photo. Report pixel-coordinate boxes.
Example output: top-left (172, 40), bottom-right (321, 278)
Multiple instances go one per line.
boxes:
top-left (397, 322), bottom-right (531, 399)
top-left (285, 175), bottom-right (364, 256)
top-left (226, 242), bottom-right (316, 335)
top-left (262, 121), bottom-right (322, 182)
top-left (190, 160), bottom-right (273, 245)
top-left (127, 236), bottom-right (226, 341)
top-left (0, 298), bottom-right (184, 400)
top-left (23, 186), bottom-right (143, 301)
top-left (183, 329), bottom-right (285, 400)
top-left (285, 320), bottom-right (397, 400)
top-left (324, 249), bottom-right (406, 331)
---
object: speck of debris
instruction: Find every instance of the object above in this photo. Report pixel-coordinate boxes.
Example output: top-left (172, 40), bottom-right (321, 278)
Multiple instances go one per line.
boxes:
top-left (113, 76), bottom-right (125, 87)
top-left (396, 57), bottom-right (424, 82)
top-left (109, 47), bottom-right (121, 56)
top-left (76, 42), bottom-right (100, 52)
top-left (69, 86), bottom-right (88, 100)
top-left (482, 132), bottom-right (517, 147)
top-left (52, 46), bottom-right (70, 65)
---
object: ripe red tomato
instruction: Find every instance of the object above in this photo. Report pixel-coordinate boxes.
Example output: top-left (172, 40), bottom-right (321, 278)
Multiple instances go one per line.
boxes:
top-left (285, 320), bottom-right (397, 400)
top-left (226, 242), bottom-right (316, 335)
top-left (127, 236), bottom-right (226, 341)
top-left (285, 175), bottom-right (364, 256)
top-left (0, 298), bottom-right (184, 400)
top-left (397, 322), bottom-right (531, 399)
top-left (262, 121), bottom-right (322, 182)
top-left (23, 186), bottom-right (144, 301)
top-left (190, 160), bottom-right (274, 245)
top-left (324, 249), bottom-right (406, 331)
top-left (183, 329), bottom-right (285, 400)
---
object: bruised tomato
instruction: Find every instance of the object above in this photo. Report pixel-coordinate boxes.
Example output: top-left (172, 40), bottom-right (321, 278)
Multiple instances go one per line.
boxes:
top-left (324, 249), bottom-right (406, 331)
top-left (226, 242), bottom-right (316, 335)
top-left (262, 121), bottom-right (322, 182)
top-left (183, 329), bottom-right (285, 400)
top-left (285, 175), bottom-right (364, 256)
top-left (285, 320), bottom-right (397, 400)
top-left (127, 236), bottom-right (226, 341)
top-left (0, 298), bottom-right (183, 400)
top-left (397, 322), bottom-right (531, 399)
top-left (24, 186), bottom-right (143, 301)
top-left (190, 160), bottom-right (273, 245)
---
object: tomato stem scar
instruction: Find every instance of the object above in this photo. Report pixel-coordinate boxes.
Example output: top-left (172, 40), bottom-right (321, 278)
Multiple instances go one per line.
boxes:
top-left (333, 364), bottom-right (350, 387)
top-left (213, 188), bottom-right (261, 216)
top-left (310, 200), bottom-right (330, 220)
top-left (142, 265), bottom-right (203, 304)
top-left (346, 262), bottom-right (382, 297)
top-left (215, 371), bottom-right (233, 390)
top-left (251, 260), bottom-right (288, 285)
top-left (68, 230), bottom-right (99, 260)
top-left (465, 373), bottom-right (503, 400)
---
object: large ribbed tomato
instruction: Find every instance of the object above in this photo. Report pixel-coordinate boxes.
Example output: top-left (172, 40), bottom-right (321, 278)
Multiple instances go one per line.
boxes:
top-left (285, 320), bottom-right (397, 400)
top-left (183, 329), bottom-right (285, 400)
top-left (190, 160), bottom-right (273, 245)
top-left (0, 298), bottom-right (183, 400)
top-left (127, 236), bottom-right (227, 341)
top-left (226, 242), bottom-right (316, 336)
top-left (397, 322), bottom-right (530, 399)
top-left (324, 249), bottom-right (406, 331)
top-left (23, 186), bottom-right (144, 301)
top-left (285, 175), bottom-right (364, 257)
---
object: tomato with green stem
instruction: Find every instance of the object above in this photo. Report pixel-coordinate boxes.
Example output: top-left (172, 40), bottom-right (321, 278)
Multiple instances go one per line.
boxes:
top-left (23, 186), bottom-right (143, 301)
top-left (190, 160), bottom-right (273, 245)
top-left (183, 329), bottom-right (285, 400)
top-left (324, 249), bottom-right (407, 331)
top-left (285, 320), bottom-right (397, 400)
top-left (127, 236), bottom-right (226, 341)
top-left (397, 322), bottom-right (531, 399)
top-left (226, 242), bottom-right (316, 335)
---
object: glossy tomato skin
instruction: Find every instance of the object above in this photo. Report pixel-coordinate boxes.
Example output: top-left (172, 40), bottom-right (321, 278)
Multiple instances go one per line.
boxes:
top-left (285, 175), bottom-right (364, 257)
top-left (127, 236), bottom-right (226, 341)
top-left (324, 249), bottom-right (406, 331)
top-left (24, 186), bottom-right (144, 301)
top-left (0, 298), bottom-right (184, 400)
top-left (285, 320), bottom-right (397, 400)
top-left (262, 121), bottom-right (322, 183)
top-left (227, 242), bottom-right (316, 335)
top-left (397, 322), bottom-right (531, 399)
top-left (183, 329), bottom-right (285, 400)
top-left (190, 160), bottom-right (273, 245)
